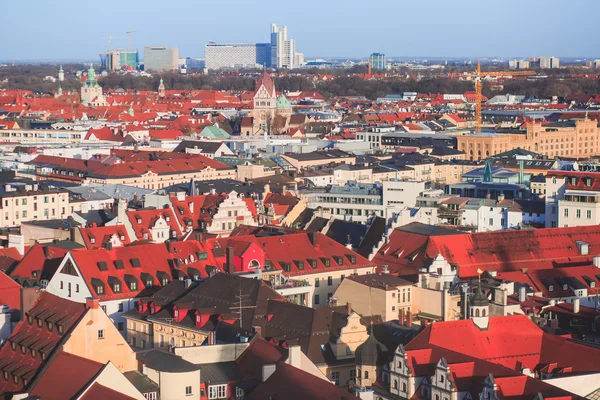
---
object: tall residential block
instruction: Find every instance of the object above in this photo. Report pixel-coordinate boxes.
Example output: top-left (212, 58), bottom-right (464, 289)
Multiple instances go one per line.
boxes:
top-left (144, 46), bottom-right (179, 71)
top-left (271, 24), bottom-right (296, 69)
top-left (205, 42), bottom-right (271, 70)
top-left (370, 53), bottom-right (387, 70)
top-left (539, 56), bottom-right (560, 69)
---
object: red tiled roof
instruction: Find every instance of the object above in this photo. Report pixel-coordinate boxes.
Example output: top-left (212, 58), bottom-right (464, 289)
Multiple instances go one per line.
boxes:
top-left (89, 157), bottom-right (231, 179)
top-left (0, 292), bottom-right (87, 394)
top-left (79, 382), bottom-right (138, 400)
top-left (169, 194), bottom-right (225, 230)
top-left (127, 208), bottom-right (183, 241)
top-left (375, 224), bottom-right (600, 279)
top-left (78, 225), bottom-right (132, 249)
top-left (8, 244), bottom-right (73, 284)
top-left (406, 315), bottom-right (600, 375)
top-left (264, 193), bottom-right (298, 217)
top-left (28, 351), bottom-right (104, 399)
top-left (546, 170), bottom-right (600, 191)
top-left (0, 270), bottom-right (21, 311)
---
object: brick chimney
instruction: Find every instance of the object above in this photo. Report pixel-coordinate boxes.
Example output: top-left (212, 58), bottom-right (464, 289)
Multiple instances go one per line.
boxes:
top-left (86, 298), bottom-right (99, 309)
top-left (226, 246), bottom-right (235, 274)
top-left (399, 308), bottom-right (405, 325)
top-left (406, 310), bottom-right (412, 326)
top-left (346, 302), bottom-right (352, 315)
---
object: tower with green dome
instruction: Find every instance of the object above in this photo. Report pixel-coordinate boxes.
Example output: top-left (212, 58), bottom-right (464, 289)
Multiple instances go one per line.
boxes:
top-left (80, 65), bottom-right (107, 107)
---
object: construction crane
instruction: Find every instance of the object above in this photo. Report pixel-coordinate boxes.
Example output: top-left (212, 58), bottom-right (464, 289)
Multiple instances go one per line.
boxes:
top-left (465, 61), bottom-right (535, 133)
top-left (126, 30), bottom-right (137, 52)
top-left (103, 36), bottom-right (125, 52)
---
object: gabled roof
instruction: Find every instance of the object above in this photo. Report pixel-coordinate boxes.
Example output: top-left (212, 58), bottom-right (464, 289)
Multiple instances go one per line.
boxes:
top-left (247, 362), bottom-right (361, 400)
top-left (126, 208), bottom-right (182, 241)
top-left (169, 194), bottom-right (225, 230)
top-left (78, 225), bottom-right (131, 249)
top-left (8, 243), bottom-right (73, 285)
top-left (0, 292), bottom-right (87, 394)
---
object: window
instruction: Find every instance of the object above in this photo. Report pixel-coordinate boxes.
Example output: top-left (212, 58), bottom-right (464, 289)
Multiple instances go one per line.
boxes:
top-left (364, 370), bottom-right (369, 379)
top-left (577, 209), bottom-right (581, 219)
top-left (564, 208), bottom-right (569, 217)
top-left (588, 210), bottom-right (592, 219)
top-left (401, 382), bottom-right (407, 393)
top-left (315, 278), bottom-right (320, 287)
top-left (98, 330), bottom-right (104, 339)
top-left (118, 322), bottom-right (124, 331)
top-left (314, 295), bottom-right (320, 305)
top-left (350, 369), bottom-right (356, 381)
top-left (488, 218), bottom-right (493, 226)
top-left (208, 385), bottom-right (227, 399)
top-left (331, 371), bottom-right (340, 385)
top-left (327, 276), bottom-right (333, 286)
top-left (118, 303), bottom-right (124, 312)
top-left (185, 386), bottom-right (193, 396)
top-left (22, 210), bottom-right (26, 218)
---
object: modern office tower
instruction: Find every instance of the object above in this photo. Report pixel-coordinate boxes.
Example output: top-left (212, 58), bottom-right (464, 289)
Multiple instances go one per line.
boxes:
top-left (539, 56), bottom-right (560, 69)
top-left (205, 42), bottom-right (271, 70)
top-left (271, 24), bottom-right (296, 69)
top-left (143, 46), bottom-right (179, 71)
top-left (105, 50), bottom-right (139, 71)
top-left (369, 53), bottom-right (387, 70)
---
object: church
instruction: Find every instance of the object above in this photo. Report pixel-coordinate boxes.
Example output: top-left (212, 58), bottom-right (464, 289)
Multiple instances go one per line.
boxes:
top-left (80, 65), bottom-right (108, 107)
top-left (242, 72), bottom-right (293, 136)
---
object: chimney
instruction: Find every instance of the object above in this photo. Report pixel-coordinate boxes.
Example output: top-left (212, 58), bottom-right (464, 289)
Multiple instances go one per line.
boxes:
top-left (176, 192), bottom-right (186, 202)
top-left (308, 232), bottom-right (317, 247)
top-left (406, 310), bottom-right (412, 326)
top-left (287, 345), bottom-right (301, 369)
top-left (399, 308), bottom-right (405, 325)
top-left (262, 364), bottom-right (277, 382)
top-left (86, 298), bottom-right (99, 309)
top-left (207, 331), bottom-right (216, 345)
top-left (226, 246), bottom-right (235, 274)
top-left (594, 256), bottom-right (600, 268)
top-left (518, 286), bottom-right (527, 302)
top-left (252, 326), bottom-right (262, 336)
top-left (573, 298), bottom-right (580, 314)
top-left (263, 184), bottom-right (271, 196)
top-left (43, 245), bottom-right (50, 259)
top-left (346, 302), bottom-right (352, 315)
top-left (117, 199), bottom-right (127, 225)
top-left (184, 278), bottom-right (192, 288)
top-left (346, 234), bottom-right (352, 249)
top-left (486, 193), bottom-right (491, 200)
top-left (497, 193), bottom-right (505, 203)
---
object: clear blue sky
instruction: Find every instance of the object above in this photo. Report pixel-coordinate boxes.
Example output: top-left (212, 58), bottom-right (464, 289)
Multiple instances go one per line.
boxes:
top-left (2, 0), bottom-right (598, 61)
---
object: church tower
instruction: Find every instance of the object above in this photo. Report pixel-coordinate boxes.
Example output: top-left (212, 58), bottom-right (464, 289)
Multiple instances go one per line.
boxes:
top-left (158, 77), bottom-right (165, 98)
top-left (470, 277), bottom-right (490, 330)
top-left (58, 65), bottom-right (64, 82)
top-left (81, 65), bottom-right (107, 107)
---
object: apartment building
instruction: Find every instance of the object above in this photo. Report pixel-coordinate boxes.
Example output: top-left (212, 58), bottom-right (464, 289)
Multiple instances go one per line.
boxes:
top-left (545, 170), bottom-right (600, 228)
top-left (457, 117), bottom-right (600, 160)
top-left (0, 184), bottom-right (70, 228)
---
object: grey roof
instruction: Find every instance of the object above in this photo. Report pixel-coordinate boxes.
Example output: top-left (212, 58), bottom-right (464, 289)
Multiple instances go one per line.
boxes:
top-left (283, 149), bottom-right (354, 161)
top-left (173, 140), bottom-right (226, 154)
top-left (398, 222), bottom-right (463, 236)
top-left (430, 146), bottom-right (465, 156)
top-left (162, 179), bottom-right (262, 197)
top-left (356, 216), bottom-right (386, 258)
top-left (73, 209), bottom-right (117, 226)
top-left (67, 186), bottom-right (113, 201)
top-left (91, 184), bottom-right (154, 201)
top-left (137, 350), bottom-right (201, 373)
top-left (123, 370), bottom-right (159, 394)
top-left (200, 362), bottom-right (243, 384)
top-left (325, 219), bottom-right (368, 249)
top-left (21, 219), bottom-right (81, 230)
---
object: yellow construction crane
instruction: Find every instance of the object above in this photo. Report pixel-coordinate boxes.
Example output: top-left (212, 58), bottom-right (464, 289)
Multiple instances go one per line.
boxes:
top-left (465, 61), bottom-right (535, 132)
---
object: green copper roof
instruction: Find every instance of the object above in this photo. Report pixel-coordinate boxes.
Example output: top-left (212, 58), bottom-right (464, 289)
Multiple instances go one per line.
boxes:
top-left (276, 94), bottom-right (291, 109)
top-left (198, 126), bottom-right (230, 139)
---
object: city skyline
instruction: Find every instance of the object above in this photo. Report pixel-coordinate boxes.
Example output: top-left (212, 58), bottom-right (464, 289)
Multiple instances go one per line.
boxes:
top-left (1, 0), bottom-right (599, 61)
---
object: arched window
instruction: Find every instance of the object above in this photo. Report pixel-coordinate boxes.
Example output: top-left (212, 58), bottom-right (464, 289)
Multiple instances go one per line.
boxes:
top-left (482, 309), bottom-right (487, 317)
top-left (364, 371), bottom-right (369, 379)
top-left (401, 383), bottom-right (407, 393)
top-left (475, 308), bottom-right (480, 317)
top-left (435, 395), bottom-right (440, 400)
top-left (393, 380), bottom-right (398, 389)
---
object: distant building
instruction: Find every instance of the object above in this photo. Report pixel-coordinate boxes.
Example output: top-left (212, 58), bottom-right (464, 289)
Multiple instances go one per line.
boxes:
top-left (106, 49), bottom-right (139, 71)
top-left (80, 65), bottom-right (108, 106)
top-left (508, 59), bottom-right (530, 69)
top-left (205, 42), bottom-right (271, 70)
top-left (539, 56), bottom-right (560, 69)
top-left (57, 65), bottom-right (64, 81)
top-left (143, 46), bottom-right (179, 71)
top-left (271, 24), bottom-right (296, 69)
top-left (369, 53), bottom-right (387, 70)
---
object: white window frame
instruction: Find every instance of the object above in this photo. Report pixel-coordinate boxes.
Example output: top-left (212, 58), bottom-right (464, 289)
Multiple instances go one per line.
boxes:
top-left (209, 384), bottom-right (227, 399)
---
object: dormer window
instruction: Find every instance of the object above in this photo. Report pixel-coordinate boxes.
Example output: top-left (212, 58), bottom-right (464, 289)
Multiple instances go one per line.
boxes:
top-left (137, 218), bottom-right (142, 224)
top-left (162, 278), bottom-right (169, 286)
top-left (586, 178), bottom-right (593, 187)
top-left (20, 345), bottom-right (26, 354)
top-left (31, 349), bottom-right (36, 358)
top-left (47, 322), bottom-right (53, 331)
top-left (90, 237), bottom-right (96, 244)
top-left (174, 310), bottom-right (179, 318)
top-left (120, 235), bottom-right (125, 241)
top-left (143, 233), bottom-right (149, 240)
top-left (27, 315), bottom-right (33, 324)
top-left (57, 325), bottom-right (63, 334)
top-left (37, 318), bottom-right (42, 328)
top-left (114, 283), bottom-right (121, 293)
top-left (166, 216), bottom-right (170, 222)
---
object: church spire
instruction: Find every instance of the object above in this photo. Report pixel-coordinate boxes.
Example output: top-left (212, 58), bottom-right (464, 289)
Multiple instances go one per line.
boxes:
top-left (483, 159), bottom-right (493, 183)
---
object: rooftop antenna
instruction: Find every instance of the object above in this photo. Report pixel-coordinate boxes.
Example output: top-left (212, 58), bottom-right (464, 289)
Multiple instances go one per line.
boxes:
top-left (126, 30), bottom-right (137, 52)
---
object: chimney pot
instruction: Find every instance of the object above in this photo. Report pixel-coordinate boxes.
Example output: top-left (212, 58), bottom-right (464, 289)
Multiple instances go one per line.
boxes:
top-left (573, 298), bottom-right (580, 314)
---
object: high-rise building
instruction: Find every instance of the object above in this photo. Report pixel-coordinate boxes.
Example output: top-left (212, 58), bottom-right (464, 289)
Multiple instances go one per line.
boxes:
top-left (539, 56), bottom-right (560, 69)
top-left (369, 53), bottom-right (387, 70)
top-left (508, 59), bottom-right (530, 69)
top-left (271, 24), bottom-right (296, 69)
top-left (205, 43), bottom-right (271, 70)
top-left (143, 47), bottom-right (179, 71)
top-left (106, 50), bottom-right (139, 71)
